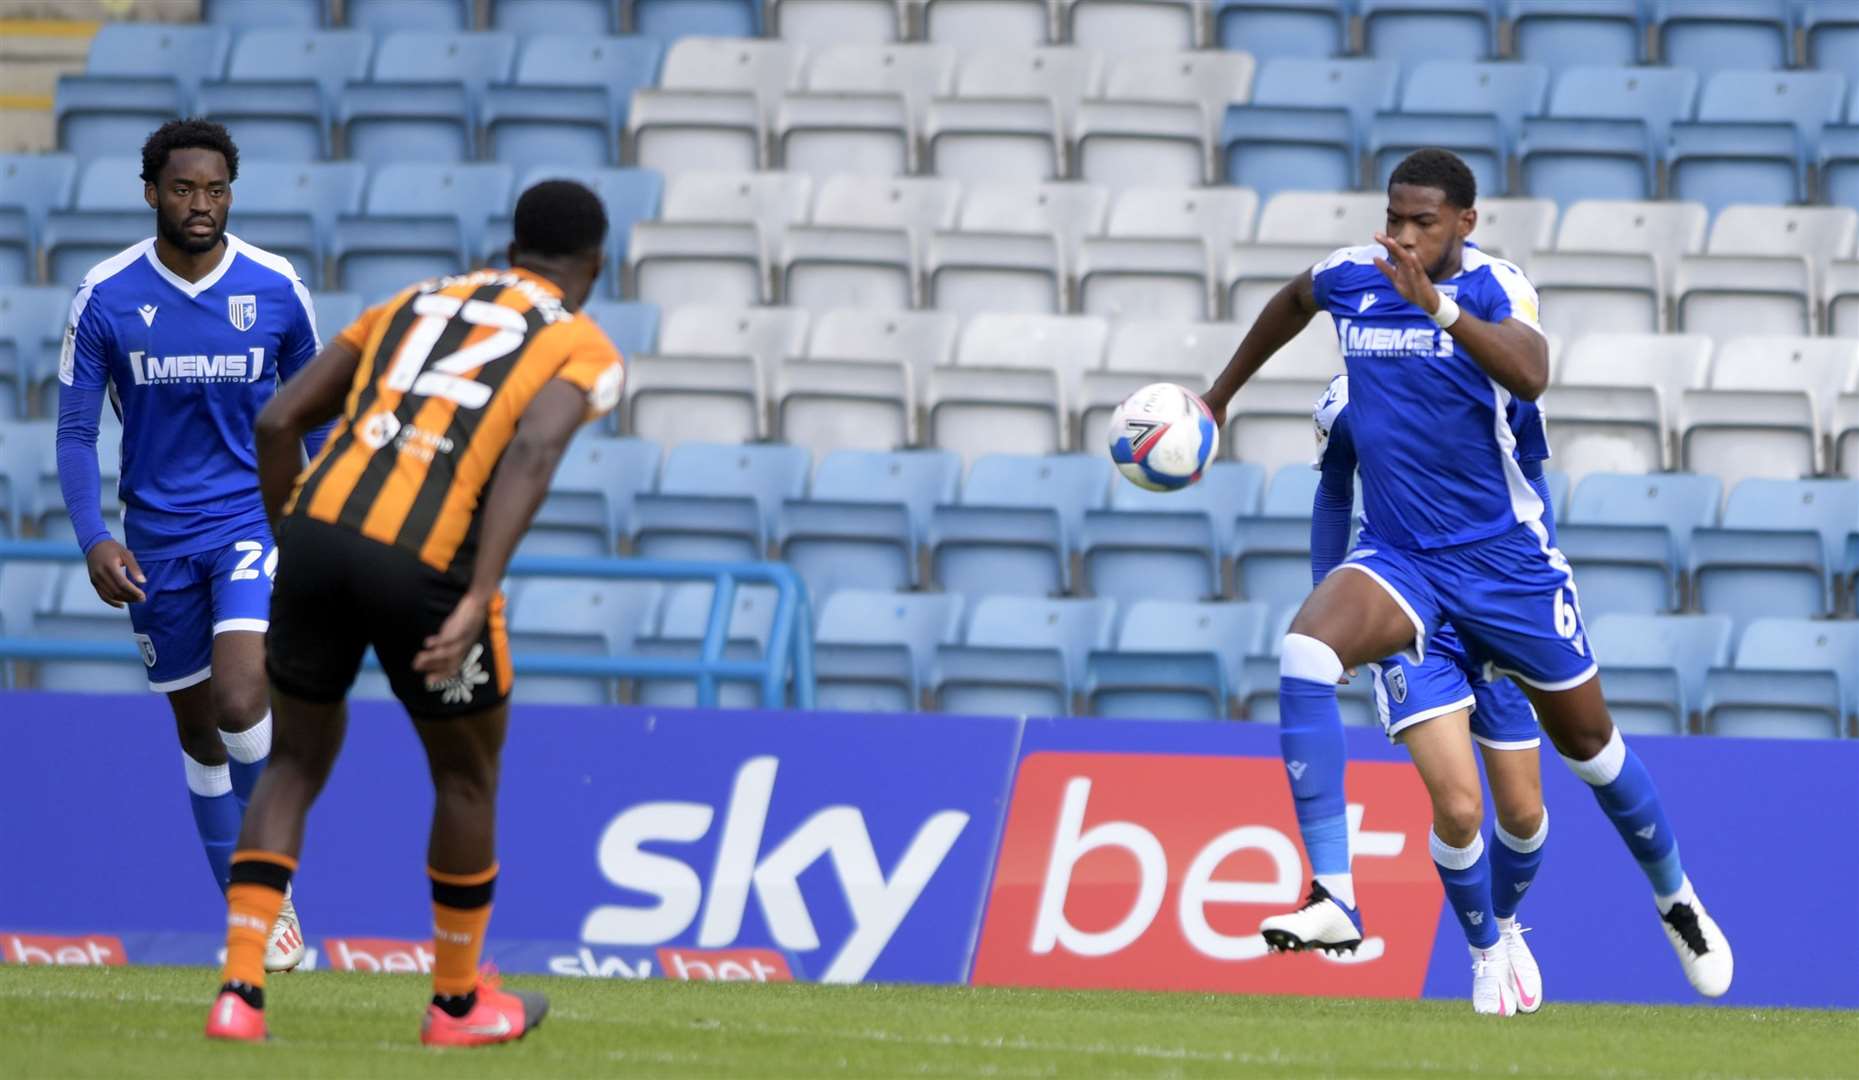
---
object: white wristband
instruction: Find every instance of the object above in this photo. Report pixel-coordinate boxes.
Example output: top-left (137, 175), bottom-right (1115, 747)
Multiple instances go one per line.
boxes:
top-left (1429, 293), bottom-right (1461, 329)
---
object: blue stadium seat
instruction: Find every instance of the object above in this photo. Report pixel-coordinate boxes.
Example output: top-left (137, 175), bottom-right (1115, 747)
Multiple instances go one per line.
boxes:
top-left (203, 0), bottom-right (325, 28)
top-left (1260, 461), bottom-right (1323, 517)
top-left (1251, 58), bottom-right (1399, 133)
top-left (929, 454), bottom-right (1112, 599)
top-left (55, 76), bottom-right (186, 163)
top-left (1508, 0), bottom-right (1643, 72)
top-left (1218, 106), bottom-right (1356, 204)
top-left (634, 580), bottom-right (779, 707)
top-left (346, 0), bottom-right (471, 31)
top-left (1518, 118), bottom-right (1654, 205)
top-left (308, 291), bottom-right (363, 347)
top-left (372, 30), bottom-right (518, 108)
top-left (1697, 70), bottom-right (1845, 146)
top-left (1547, 65), bottom-right (1698, 144)
top-left (630, 442), bottom-right (810, 563)
top-left (1370, 112), bottom-right (1507, 196)
top-left (224, 30), bottom-right (374, 109)
top-left (0, 153), bottom-right (77, 249)
top-left (583, 299), bottom-right (659, 362)
top-left (330, 214), bottom-right (466, 302)
top-left (1655, 0), bottom-right (1791, 77)
top-left (1401, 61), bottom-right (1550, 147)
top-left (1703, 617), bottom-right (1859, 738)
top-left (814, 590), bottom-right (963, 713)
top-left (234, 160), bottom-right (367, 241)
top-left (1588, 612), bottom-right (1733, 734)
top-left (367, 163), bottom-right (514, 267)
top-left (505, 577), bottom-right (660, 704)
top-left (0, 213), bottom-right (27, 288)
top-left (625, 0), bottom-right (762, 39)
top-left (1564, 472), bottom-right (1721, 618)
top-left (1085, 599), bottom-right (1267, 719)
top-left (1692, 479), bottom-right (1859, 636)
top-left (1232, 515), bottom-right (1312, 627)
top-left (195, 80), bottom-right (328, 162)
top-left (41, 211), bottom-right (146, 291)
top-left (517, 165), bottom-right (662, 287)
top-left (1361, 0), bottom-right (1495, 63)
top-left (72, 156), bottom-right (146, 212)
top-left (492, 0), bottom-right (620, 34)
top-left (934, 596), bottom-right (1115, 716)
top-left (85, 24), bottom-right (227, 92)
top-left (1081, 461), bottom-right (1266, 603)
top-left (1804, 0), bottom-right (1859, 78)
top-left (0, 418), bottom-right (53, 529)
top-left (484, 85), bottom-right (614, 167)
top-left (778, 449), bottom-right (961, 600)
top-left (33, 566), bottom-right (143, 693)
top-left (231, 214), bottom-right (321, 289)
top-left (1666, 122), bottom-right (1802, 217)
top-left (1819, 126), bottom-right (1859, 208)
top-left (339, 82), bottom-right (473, 165)
top-left (0, 288), bottom-right (74, 420)
top-left (532, 434), bottom-right (659, 555)
top-left (1212, 1), bottom-right (1347, 60)
top-left (513, 34), bottom-right (663, 130)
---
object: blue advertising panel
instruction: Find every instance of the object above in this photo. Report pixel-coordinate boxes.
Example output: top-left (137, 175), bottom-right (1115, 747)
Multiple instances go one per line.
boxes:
top-left (0, 694), bottom-right (1022, 986)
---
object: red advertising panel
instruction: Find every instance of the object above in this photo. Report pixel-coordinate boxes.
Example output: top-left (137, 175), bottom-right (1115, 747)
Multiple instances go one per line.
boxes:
top-left (973, 752), bottom-right (1442, 997)
top-left (3, 933), bottom-right (128, 966)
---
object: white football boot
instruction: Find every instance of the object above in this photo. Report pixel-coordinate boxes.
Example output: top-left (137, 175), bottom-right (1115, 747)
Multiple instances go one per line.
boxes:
top-left (1260, 880), bottom-right (1363, 955)
top-left (1658, 879), bottom-right (1733, 998)
top-left (1471, 943), bottom-right (1518, 1017)
top-left (1500, 919), bottom-right (1543, 1014)
top-left (264, 887), bottom-right (307, 973)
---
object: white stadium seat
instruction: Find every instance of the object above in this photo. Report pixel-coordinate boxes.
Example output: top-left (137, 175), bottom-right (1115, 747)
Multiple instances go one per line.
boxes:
top-left (1104, 319), bottom-right (1240, 379)
top-left (1074, 99), bottom-right (1208, 189)
top-left (1711, 336), bottom-right (1859, 433)
top-left (768, 0), bottom-right (904, 46)
top-left (1707, 205), bottom-right (1858, 266)
top-left (1528, 250), bottom-right (1662, 338)
top-left (659, 304), bottom-right (810, 372)
top-left (923, 0), bottom-right (1057, 48)
top-left (926, 230), bottom-right (1064, 316)
top-left (1100, 49), bottom-right (1254, 133)
top-left (1680, 388), bottom-right (1820, 489)
top-left (926, 365), bottom-right (1066, 466)
top-left (1226, 242), bottom-right (1328, 324)
top-left (1557, 332), bottom-right (1711, 431)
top-left (660, 170), bottom-right (812, 256)
top-left (1106, 185), bottom-right (1258, 245)
top-left (626, 90), bottom-right (763, 173)
top-left (1469, 196), bottom-right (1557, 263)
top-left (628, 221), bottom-right (767, 308)
top-left (1255, 191), bottom-right (1387, 247)
top-left (656, 37), bottom-right (804, 123)
top-left (773, 356), bottom-right (913, 459)
top-left (1075, 236), bottom-right (1213, 321)
top-left (775, 92), bottom-right (912, 179)
top-left (959, 180), bottom-right (1109, 256)
top-left (923, 96), bottom-right (1063, 184)
top-left (1224, 378), bottom-right (1332, 477)
top-left (809, 174), bottom-right (960, 243)
top-left (624, 353), bottom-right (763, 448)
top-left (1066, 0), bottom-right (1202, 52)
top-left (805, 43), bottom-right (957, 117)
top-left (808, 307), bottom-right (960, 393)
top-left (957, 311), bottom-right (1109, 405)
top-left (778, 224), bottom-right (916, 311)
top-left (1673, 254), bottom-right (1813, 340)
top-left (955, 46), bottom-right (1104, 133)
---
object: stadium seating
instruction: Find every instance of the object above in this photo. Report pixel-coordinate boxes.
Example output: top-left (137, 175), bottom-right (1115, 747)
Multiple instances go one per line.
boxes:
top-left (1509, 1), bottom-right (1643, 72)
top-left (933, 595), bottom-right (1114, 715)
top-left (814, 589), bottom-right (962, 712)
top-left (1703, 617), bottom-right (1859, 738)
top-left (631, 442), bottom-right (810, 562)
top-left (929, 452), bottom-right (1110, 598)
top-left (1690, 478), bottom-right (1859, 635)
top-left (1564, 471), bottom-right (1720, 618)
top-left (1588, 612), bottom-right (1733, 734)
top-left (1212, 0), bottom-right (1345, 60)
top-left (1655, 0), bottom-right (1791, 76)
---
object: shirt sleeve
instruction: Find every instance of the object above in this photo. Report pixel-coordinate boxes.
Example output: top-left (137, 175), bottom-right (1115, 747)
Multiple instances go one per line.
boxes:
top-left (1520, 457), bottom-right (1558, 548)
top-left (1481, 259), bottom-right (1544, 337)
top-left (1310, 391), bottom-right (1356, 586)
top-left (275, 279), bottom-right (332, 458)
top-left (55, 285), bottom-right (115, 555)
top-left (334, 300), bottom-right (392, 354)
top-left (550, 318), bottom-right (626, 422)
top-left (1509, 399), bottom-right (1551, 463)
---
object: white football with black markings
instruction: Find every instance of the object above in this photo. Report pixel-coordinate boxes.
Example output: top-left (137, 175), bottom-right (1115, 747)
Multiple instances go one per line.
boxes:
top-left (1107, 382), bottom-right (1218, 492)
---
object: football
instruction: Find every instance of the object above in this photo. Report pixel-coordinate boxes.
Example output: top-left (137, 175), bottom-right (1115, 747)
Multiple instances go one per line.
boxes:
top-left (1107, 382), bottom-right (1219, 491)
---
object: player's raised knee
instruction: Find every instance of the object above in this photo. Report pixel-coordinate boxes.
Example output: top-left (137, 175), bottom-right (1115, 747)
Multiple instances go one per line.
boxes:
top-left (1280, 632), bottom-right (1344, 685)
top-left (1433, 789), bottom-right (1485, 846)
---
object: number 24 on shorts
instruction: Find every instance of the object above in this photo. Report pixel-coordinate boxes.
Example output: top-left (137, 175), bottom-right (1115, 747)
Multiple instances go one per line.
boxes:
top-left (231, 541), bottom-right (278, 583)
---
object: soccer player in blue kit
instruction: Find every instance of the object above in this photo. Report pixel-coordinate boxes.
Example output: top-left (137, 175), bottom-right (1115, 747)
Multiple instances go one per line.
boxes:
top-left (1203, 149), bottom-right (1732, 1003)
top-left (56, 120), bottom-right (315, 971)
top-left (1290, 372), bottom-right (1552, 1015)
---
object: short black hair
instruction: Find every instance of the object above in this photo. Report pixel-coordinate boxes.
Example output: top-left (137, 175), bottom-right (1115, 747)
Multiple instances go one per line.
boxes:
top-left (140, 118), bottom-right (239, 185)
top-left (512, 180), bottom-right (607, 258)
top-left (1388, 148), bottom-right (1476, 209)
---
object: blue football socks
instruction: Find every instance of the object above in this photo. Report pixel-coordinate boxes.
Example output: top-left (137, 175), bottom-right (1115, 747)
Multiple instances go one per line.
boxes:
top-left (184, 752), bottom-right (240, 893)
top-left (1430, 829), bottom-right (1499, 950)
top-left (1563, 729), bottom-right (1684, 897)
top-left (1279, 634), bottom-right (1355, 908)
top-left (1491, 810), bottom-right (1548, 921)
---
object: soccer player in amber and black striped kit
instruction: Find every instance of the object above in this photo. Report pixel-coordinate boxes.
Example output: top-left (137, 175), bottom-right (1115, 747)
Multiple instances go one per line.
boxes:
top-left (204, 180), bottom-right (625, 1046)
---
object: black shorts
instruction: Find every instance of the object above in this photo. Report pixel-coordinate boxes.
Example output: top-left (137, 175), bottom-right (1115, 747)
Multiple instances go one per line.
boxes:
top-left (266, 516), bottom-right (511, 719)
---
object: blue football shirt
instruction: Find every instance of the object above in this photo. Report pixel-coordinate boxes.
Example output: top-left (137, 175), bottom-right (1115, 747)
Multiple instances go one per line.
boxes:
top-left (1308, 241), bottom-right (1547, 550)
top-left (57, 234), bottom-right (320, 560)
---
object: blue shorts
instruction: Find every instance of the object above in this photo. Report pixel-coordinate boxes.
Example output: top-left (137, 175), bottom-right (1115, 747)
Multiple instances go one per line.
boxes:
top-left (127, 537), bottom-right (275, 693)
top-left (1336, 520), bottom-right (1597, 694)
top-left (1366, 621), bottom-right (1541, 750)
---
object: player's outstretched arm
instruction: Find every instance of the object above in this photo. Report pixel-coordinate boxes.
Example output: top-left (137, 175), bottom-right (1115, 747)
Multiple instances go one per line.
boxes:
top-left (254, 339), bottom-right (362, 528)
top-left (1203, 270), bottom-right (1319, 426)
top-left (412, 379), bottom-right (586, 683)
top-left (1372, 232), bottom-right (1549, 400)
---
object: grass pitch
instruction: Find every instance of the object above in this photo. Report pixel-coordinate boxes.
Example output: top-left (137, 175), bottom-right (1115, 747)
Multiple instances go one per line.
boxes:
top-left (2, 966), bottom-right (1854, 1078)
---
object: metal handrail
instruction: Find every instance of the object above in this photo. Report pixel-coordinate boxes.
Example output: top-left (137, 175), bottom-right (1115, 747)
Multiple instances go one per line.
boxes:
top-left (0, 542), bottom-right (814, 710)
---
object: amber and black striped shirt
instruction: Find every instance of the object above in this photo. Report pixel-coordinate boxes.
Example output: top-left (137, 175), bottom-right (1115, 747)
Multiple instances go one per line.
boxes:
top-left (285, 267), bottom-right (623, 576)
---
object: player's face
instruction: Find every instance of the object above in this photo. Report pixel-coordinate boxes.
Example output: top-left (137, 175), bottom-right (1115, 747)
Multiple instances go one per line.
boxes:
top-left (146, 148), bottom-right (232, 255)
top-left (1385, 184), bottom-right (1476, 280)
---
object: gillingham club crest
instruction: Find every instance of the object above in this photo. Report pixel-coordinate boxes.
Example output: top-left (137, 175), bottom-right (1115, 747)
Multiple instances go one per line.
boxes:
top-left (228, 294), bottom-right (257, 332)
